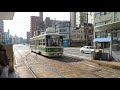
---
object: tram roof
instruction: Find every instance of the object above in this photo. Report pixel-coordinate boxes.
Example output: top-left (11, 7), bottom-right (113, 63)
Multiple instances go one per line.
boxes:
top-left (30, 33), bottom-right (63, 39)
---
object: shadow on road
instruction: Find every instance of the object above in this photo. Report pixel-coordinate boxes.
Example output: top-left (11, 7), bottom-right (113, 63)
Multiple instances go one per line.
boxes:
top-left (48, 56), bottom-right (84, 63)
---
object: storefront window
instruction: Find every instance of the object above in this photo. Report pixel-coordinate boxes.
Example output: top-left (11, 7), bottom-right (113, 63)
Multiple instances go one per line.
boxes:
top-left (95, 32), bottom-right (100, 38)
top-left (101, 32), bottom-right (105, 38)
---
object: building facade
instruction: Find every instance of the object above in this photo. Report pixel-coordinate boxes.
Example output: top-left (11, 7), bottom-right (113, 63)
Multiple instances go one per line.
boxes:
top-left (94, 12), bottom-right (120, 61)
top-left (30, 13), bottom-right (45, 38)
top-left (70, 12), bottom-right (94, 46)
top-left (44, 17), bottom-right (52, 29)
top-left (0, 20), bottom-right (4, 43)
top-left (26, 31), bottom-right (30, 44)
top-left (3, 32), bottom-right (9, 44)
top-left (56, 21), bottom-right (70, 47)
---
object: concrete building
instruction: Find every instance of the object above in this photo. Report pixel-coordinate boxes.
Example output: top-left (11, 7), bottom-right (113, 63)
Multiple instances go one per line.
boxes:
top-left (0, 12), bottom-right (14, 44)
top-left (44, 17), bottom-right (52, 29)
top-left (56, 21), bottom-right (70, 47)
top-left (26, 31), bottom-right (30, 44)
top-left (0, 20), bottom-right (4, 43)
top-left (45, 27), bottom-right (56, 34)
top-left (70, 12), bottom-right (94, 46)
top-left (30, 12), bottom-right (45, 37)
top-left (94, 12), bottom-right (120, 61)
top-left (3, 32), bottom-right (9, 44)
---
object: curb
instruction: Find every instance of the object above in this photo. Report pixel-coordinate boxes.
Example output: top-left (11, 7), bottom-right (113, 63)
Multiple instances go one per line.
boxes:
top-left (64, 54), bottom-right (120, 70)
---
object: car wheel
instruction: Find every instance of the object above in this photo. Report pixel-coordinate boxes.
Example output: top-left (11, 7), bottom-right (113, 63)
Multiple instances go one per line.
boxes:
top-left (81, 50), bottom-right (84, 53)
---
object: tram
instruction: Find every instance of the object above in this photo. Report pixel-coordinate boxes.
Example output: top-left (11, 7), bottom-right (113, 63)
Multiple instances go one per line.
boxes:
top-left (30, 33), bottom-right (63, 57)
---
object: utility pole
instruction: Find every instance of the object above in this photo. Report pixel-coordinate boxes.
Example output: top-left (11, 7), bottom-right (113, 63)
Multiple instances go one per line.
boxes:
top-left (86, 12), bottom-right (88, 46)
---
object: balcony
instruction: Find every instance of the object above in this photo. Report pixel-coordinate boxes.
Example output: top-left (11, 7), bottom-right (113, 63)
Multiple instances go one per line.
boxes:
top-left (95, 21), bottom-right (120, 31)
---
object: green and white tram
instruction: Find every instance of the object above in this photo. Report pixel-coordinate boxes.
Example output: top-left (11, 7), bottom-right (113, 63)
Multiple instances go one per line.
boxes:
top-left (30, 33), bottom-right (63, 57)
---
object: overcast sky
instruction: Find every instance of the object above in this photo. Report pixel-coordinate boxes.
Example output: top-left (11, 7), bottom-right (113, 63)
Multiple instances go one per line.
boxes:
top-left (4, 12), bottom-right (70, 39)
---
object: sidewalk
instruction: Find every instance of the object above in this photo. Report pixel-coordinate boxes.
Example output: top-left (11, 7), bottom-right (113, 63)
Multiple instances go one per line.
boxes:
top-left (64, 53), bottom-right (120, 70)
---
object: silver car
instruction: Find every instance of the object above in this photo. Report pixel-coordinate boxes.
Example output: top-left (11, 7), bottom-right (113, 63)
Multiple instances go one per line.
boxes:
top-left (80, 46), bottom-right (94, 54)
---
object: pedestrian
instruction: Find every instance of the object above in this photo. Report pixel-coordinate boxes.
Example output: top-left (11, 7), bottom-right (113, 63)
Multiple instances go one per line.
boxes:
top-left (0, 44), bottom-right (9, 78)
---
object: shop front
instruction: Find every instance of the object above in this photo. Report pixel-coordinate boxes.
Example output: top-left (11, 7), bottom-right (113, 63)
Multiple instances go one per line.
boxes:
top-left (95, 21), bottom-right (120, 61)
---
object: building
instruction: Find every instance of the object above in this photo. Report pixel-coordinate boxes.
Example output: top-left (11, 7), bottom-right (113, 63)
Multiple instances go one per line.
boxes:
top-left (0, 20), bottom-right (4, 43)
top-left (56, 21), bottom-right (70, 47)
top-left (94, 12), bottom-right (120, 61)
top-left (45, 27), bottom-right (56, 34)
top-left (70, 12), bottom-right (94, 46)
top-left (30, 12), bottom-right (45, 37)
top-left (44, 17), bottom-right (52, 29)
top-left (70, 12), bottom-right (76, 30)
top-left (3, 32), bottom-right (9, 44)
top-left (26, 31), bottom-right (30, 44)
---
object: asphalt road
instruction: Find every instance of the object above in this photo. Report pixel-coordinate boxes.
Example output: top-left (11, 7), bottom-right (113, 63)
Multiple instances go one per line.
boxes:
top-left (64, 47), bottom-right (92, 60)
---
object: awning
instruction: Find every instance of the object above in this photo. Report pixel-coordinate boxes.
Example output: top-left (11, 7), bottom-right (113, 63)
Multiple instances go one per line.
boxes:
top-left (0, 12), bottom-right (15, 20)
top-left (94, 38), bottom-right (111, 42)
top-left (95, 21), bottom-right (120, 31)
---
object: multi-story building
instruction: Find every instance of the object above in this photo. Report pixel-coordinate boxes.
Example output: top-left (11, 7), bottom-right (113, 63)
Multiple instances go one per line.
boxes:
top-left (30, 12), bottom-right (45, 37)
top-left (26, 31), bottom-right (30, 44)
top-left (94, 12), bottom-right (120, 61)
top-left (44, 17), bottom-right (52, 29)
top-left (3, 32), bottom-right (9, 44)
top-left (56, 21), bottom-right (70, 47)
top-left (0, 20), bottom-right (4, 43)
top-left (70, 12), bottom-right (94, 46)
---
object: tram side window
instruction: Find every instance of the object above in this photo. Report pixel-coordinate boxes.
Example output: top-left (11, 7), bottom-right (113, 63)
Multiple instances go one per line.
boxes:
top-left (39, 39), bottom-right (41, 45)
top-left (39, 40), bottom-right (40, 45)
top-left (36, 40), bottom-right (39, 45)
top-left (47, 39), bottom-right (51, 46)
top-left (43, 39), bottom-right (45, 45)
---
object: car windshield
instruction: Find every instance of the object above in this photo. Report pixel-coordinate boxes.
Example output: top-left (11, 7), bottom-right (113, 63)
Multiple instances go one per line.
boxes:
top-left (89, 46), bottom-right (93, 49)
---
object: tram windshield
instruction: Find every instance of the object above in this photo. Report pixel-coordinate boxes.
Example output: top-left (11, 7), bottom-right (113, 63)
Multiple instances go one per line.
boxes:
top-left (47, 35), bottom-right (63, 46)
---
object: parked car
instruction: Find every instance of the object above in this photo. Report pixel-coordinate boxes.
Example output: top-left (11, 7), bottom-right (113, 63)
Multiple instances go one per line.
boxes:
top-left (80, 46), bottom-right (94, 54)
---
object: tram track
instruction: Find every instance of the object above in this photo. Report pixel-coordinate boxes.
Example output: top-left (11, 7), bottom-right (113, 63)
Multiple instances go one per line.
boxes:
top-left (23, 50), bottom-right (104, 78)
top-left (14, 47), bottom-right (38, 78)
top-left (14, 46), bottom-right (67, 78)
top-left (14, 45), bottom-right (120, 78)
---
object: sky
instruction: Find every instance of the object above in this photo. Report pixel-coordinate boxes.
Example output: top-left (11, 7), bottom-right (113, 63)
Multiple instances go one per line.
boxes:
top-left (4, 12), bottom-right (70, 39)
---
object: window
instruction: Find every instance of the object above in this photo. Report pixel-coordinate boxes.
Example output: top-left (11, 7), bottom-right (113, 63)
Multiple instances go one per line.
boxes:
top-left (39, 40), bottom-right (40, 45)
top-left (43, 39), bottom-right (45, 46)
top-left (105, 20), bottom-right (111, 24)
top-left (95, 32), bottom-right (100, 38)
top-left (95, 21), bottom-right (105, 26)
top-left (101, 32), bottom-right (105, 38)
top-left (107, 32), bottom-right (111, 38)
top-left (64, 35), bottom-right (67, 38)
top-left (81, 36), bottom-right (82, 39)
top-left (60, 29), bottom-right (66, 32)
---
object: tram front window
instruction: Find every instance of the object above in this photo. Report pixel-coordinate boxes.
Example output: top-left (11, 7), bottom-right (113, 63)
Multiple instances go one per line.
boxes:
top-left (47, 39), bottom-right (63, 46)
